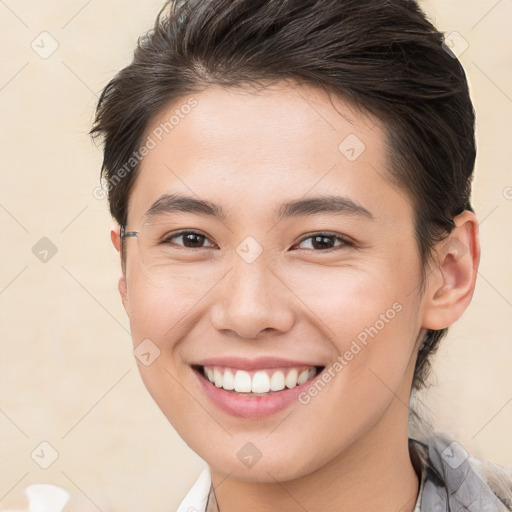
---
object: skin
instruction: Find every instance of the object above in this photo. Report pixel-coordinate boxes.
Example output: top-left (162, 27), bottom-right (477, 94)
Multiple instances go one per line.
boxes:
top-left (111, 81), bottom-right (480, 512)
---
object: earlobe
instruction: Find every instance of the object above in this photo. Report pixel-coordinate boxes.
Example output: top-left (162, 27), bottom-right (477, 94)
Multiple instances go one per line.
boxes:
top-left (421, 211), bottom-right (480, 330)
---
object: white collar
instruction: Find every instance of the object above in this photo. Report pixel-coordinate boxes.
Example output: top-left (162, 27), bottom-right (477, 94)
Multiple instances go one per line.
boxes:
top-left (176, 467), bottom-right (211, 512)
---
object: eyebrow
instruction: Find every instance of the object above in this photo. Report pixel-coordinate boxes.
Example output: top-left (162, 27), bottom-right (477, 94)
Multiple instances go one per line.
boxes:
top-left (143, 193), bottom-right (374, 222)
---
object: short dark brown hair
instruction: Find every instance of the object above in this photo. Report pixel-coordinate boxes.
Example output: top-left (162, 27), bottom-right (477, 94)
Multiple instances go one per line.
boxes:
top-left (91, 0), bottom-right (476, 392)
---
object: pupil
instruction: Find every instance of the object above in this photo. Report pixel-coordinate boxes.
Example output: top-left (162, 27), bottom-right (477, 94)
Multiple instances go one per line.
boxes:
top-left (184, 233), bottom-right (204, 247)
top-left (313, 235), bottom-right (333, 250)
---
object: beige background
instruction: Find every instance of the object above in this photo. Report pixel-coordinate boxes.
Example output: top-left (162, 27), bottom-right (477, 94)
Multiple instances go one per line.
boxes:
top-left (0, 0), bottom-right (511, 510)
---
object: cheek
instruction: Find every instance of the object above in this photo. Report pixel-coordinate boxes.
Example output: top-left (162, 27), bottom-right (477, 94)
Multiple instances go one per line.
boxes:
top-left (123, 266), bottom-right (214, 431)
top-left (124, 263), bottom-right (222, 343)
top-left (284, 261), bottom-right (413, 338)
top-left (285, 269), bottom-right (420, 468)
top-left (287, 261), bottom-right (421, 395)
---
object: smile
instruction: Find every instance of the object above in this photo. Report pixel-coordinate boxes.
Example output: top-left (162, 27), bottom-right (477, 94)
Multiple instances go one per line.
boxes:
top-left (191, 364), bottom-right (326, 419)
top-left (199, 365), bottom-right (322, 395)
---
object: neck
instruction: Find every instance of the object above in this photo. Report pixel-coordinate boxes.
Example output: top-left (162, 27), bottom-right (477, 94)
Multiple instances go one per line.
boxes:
top-left (210, 399), bottom-right (420, 512)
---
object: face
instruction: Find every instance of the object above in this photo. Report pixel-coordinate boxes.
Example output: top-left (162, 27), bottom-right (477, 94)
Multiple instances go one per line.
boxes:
top-left (118, 81), bottom-right (429, 482)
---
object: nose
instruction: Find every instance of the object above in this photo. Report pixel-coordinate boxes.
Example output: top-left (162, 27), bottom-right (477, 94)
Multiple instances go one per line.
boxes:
top-left (210, 255), bottom-right (295, 339)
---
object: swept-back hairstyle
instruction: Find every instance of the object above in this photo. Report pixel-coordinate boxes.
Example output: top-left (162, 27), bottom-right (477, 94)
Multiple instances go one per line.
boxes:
top-left (91, 0), bottom-right (476, 391)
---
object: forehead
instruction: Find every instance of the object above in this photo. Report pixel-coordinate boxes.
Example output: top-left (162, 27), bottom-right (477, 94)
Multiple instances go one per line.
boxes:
top-left (127, 81), bottom-right (412, 227)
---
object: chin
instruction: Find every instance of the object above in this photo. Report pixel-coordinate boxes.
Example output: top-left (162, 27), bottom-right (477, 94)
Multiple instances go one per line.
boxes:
top-left (200, 438), bottom-right (323, 483)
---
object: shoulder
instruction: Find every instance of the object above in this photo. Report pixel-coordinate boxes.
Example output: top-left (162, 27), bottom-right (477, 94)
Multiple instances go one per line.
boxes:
top-left (410, 430), bottom-right (512, 511)
top-left (176, 467), bottom-right (212, 512)
top-left (470, 454), bottom-right (512, 510)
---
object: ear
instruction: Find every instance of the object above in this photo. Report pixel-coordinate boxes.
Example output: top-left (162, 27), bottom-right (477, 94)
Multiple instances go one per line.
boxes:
top-left (111, 223), bottom-right (129, 312)
top-left (421, 210), bottom-right (480, 330)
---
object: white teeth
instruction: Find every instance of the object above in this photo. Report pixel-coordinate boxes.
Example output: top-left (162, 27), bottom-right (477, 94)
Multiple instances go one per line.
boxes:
top-left (202, 365), bottom-right (319, 394)
top-left (270, 371), bottom-right (285, 391)
top-left (285, 368), bottom-right (298, 389)
top-left (297, 369), bottom-right (310, 385)
top-left (251, 371), bottom-right (270, 393)
top-left (234, 370), bottom-right (252, 392)
top-left (213, 368), bottom-right (223, 387)
top-left (222, 369), bottom-right (235, 390)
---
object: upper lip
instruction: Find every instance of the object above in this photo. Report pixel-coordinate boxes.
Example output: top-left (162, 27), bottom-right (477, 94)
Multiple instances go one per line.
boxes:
top-left (193, 356), bottom-right (325, 371)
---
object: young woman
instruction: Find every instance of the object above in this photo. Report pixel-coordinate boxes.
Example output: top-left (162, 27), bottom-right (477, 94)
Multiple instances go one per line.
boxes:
top-left (91, 1), bottom-right (512, 510)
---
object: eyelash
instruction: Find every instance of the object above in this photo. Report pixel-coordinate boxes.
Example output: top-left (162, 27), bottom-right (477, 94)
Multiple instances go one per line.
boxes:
top-left (160, 230), bottom-right (353, 252)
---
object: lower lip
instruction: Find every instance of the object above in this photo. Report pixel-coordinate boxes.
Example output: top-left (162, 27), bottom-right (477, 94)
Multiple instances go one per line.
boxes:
top-left (192, 366), bottom-right (323, 419)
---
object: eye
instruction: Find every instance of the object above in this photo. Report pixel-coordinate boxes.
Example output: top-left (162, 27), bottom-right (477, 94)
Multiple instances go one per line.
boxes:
top-left (292, 232), bottom-right (352, 251)
top-left (161, 230), bottom-right (217, 249)
top-left (159, 230), bottom-right (352, 251)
